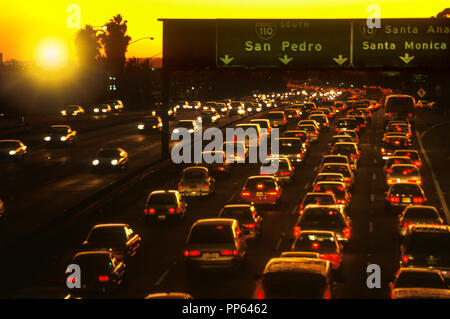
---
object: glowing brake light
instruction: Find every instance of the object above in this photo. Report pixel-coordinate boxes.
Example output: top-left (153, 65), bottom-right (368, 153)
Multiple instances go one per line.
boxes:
top-left (184, 250), bottom-right (201, 257)
top-left (268, 191), bottom-right (279, 196)
top-left (98, 276), bottom-right (110, 282)
top-left (403, 222), bottom-right (411, 228)
top-left (241, 191), bottom-right (251, 197)
top-left (168, 208), bottom-right (175, 214)
top-left (280, 171), bottom-right (291, 176)
top-left (402, 255), bottom-right (409, 264)
top-left (293, 226), bottom-right (301, 237)
top-left (390, 196), bottom-right (400, 203)
top-left (203, 185), bottom-right (209, 189)
top-left (220, 250), bottom-right (238, 256)
top-left (320, 254), bottom-right (341, 268)
top-left (343, 227), bottom-right (351, 239)
top-left (413, 197), bottom-right (424, 204)
top-left (244, 223), bottom-right (256, 229)
top-left (413, 161), bottom-right (422, 167)
top-left (145, 208), bottom-right (156, 214)
top-left (257, 183), bottom-right (264, 190)
top-left (218, 166), bottom-right (225, 171)
top-left (312, 242), bottom-right (320, 249)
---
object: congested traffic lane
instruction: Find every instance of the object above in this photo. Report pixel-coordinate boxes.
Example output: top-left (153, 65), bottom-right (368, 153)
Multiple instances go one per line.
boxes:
top-left (0, 111), bottom-right (246, 248)
top-left (4, 101), bottom-right (446, 299)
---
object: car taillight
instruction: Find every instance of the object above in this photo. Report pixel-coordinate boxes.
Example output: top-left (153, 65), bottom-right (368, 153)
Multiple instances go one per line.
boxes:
top-left (220, 249), bottom-right (238, 256)
top-left (257, 183), bottom-right (264, 190)
top-left (268, 191), bottom-right (279, 196)
top-left (413, 197), bottom-right (424, 204)
top-left (280, 171), bottom-right (291, 176)
top-left (241, 191), bottom-right (250, 197)
top-left (387, 178), bottom-right (395, 184)
top-left (203, 185), bottom-right (209, 189)
top-left (408, 179), bottom-right (421, 185)
top-left (218, 166), bottom-right (225, 171)
top-left (403, 222), bottom-right (411, 228)
top-left (386, 168), bottom-right (393, 173)
top-left (390, 196), bottom-right (400, 203)
top-left (337, 199), bottom-right (347, 205)
top-left (408, 113), bottom-right (412, 117)
top-left (145, 208), bottom-right (155, 214)
top-left (294, 226), bottom-right (301, 237)
top-left (320, 254), bottom-right (341, 268)
top-left (244, 223), bottom-right (256, 229)
top-left (98, 275), bottom-right (109, 282)
top-left (360, 124), bottom-right (366, 127)
top-left (413, 161), bottom-right (422, 167)
top-left (402, 255), bottom-right (409, 264)
top-left (168, 208), bottom-right (175, 213)
top-left (344, 178), bottom-right (351, 184)
top-left (178, 185), bottom-right (182, 190)
top-left (387, 112), bottom-right (392, 116)
top-left (334, 128), bottom-right (339, 132)
top-left (343, 227), bottom-right (351, 239)
top-left (184, 250), bottom-right (201, 257)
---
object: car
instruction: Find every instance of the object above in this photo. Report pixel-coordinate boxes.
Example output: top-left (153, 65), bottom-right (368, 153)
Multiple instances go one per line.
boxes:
top-left (223, 141), bottom-right (248, 163)
top-left (316, 107), bottom-right (332, 119)
top-left (283, 130), bottom-right (311, 154)
top-left (60, 105), bottom-right (85, 117)
top-left (217, 204), bottom-right (263, 239)
top-left (81, 224), bottom-right (142, 261)
top-left (229, 101), bottom-right (245, 116)
top-left (380, 136), bottom-right (411, 160)
top-left (244, 102), bottom-right (260, 114)
top-left (108, 100), bottom-right (124, 112)
top-left (178, 166), bottom-right (215, 197)
top-left (0, 198), bottom-right (4, 220)
top-left (385, 94), bottom-right (416, 124)
top-left (297, 120), bottom-right (320, 132)
top-left (385, 183), bottom-right (427, 213)
top-left (92, 148), bottom-right (128, 170)
top-left (400, 225), bottom-right (450, 279)
top-left (260, 156), bottom-right (295, 184)
top-left (384, 156), bottom-right (414, 175)
top-left (392, 150), bottom-right (422, 168)
top-left (330, 142), bottom-right (360, 165)
top-left (174, 100), bottom-right (190, 110)
top-left (356, 108), bottom-right (372, 123)
top-left (199, 109), bottom-right (220, 124)
top-left (173, 120), bottom-right (200, 135)
top-left (397, 205), bottom-right (444, 237)
top-left (297, 192), bottom-right (339, 216)
top-left (240, 175), bottom-right (282, 206)
top-left (276, 137), bottom-right (306, 167)
top-left (68, 251), bottom-right (126, 297)
top-left (319, 155), bottom-right (354, 172)
top-left (215, 102), bottom-right (229, 115)
top-left (385, 122), bottom-right (412, 138)
top-left (294, 205), bottom-right (351, 243)
top-left (319, 163), bottom-right (354, 188)
top-left (345, 100), bottom-right (356, 112)
top-left (347, 113), bottom-right (367, 131)
top-left (0, 139), bottom-right (27, 160)
top-left (389, 268), bottom-right (449, 295)
top-left (203, 101), bottom-right (217, 110)
top-left (335, 129), bottom-right (359, 144)
top-left (235, 123), bottom-right (261, 148)
top-left (296, 125), bottom-right (319, 143)
top-left (334, 118), bottom-right (359, 134)
top-left (253, 257), bottom-right (334, 299)
top-left (145, 292), bottom-right (193, 299)
top-left (303, 102), bottom-right (317, 114)
top-left (197, 151), bottom-right (231, 175)
top-left (291, 230), bottom-right (344, 271)
top-left (144, 190), bottom-right (187, 223)
top-left (267, 111), bottom-right (287, 130)
top-left (137, 116), bottom-right (163, 133)
top-left (309, 114), bottom-right (329, 130)
top-left (43, 125), bottom-right (77, 146)
top-left (184, 219), bottom-right (247, 271)
top-left (93, 104), bottom-right (112, 114)
top-left (284, 108), bottom-right (301, 122)
top-left (328, 135), bottom-right (354, 151)
top-left (312, 173), bottom-right (346, 187)
top-left (250, 119), bottom-right (272, 137)
top-left (334, 101), bottom-right (347, 112)
top-left (383, 132), bottom-right (411, 145)
top-left (313, 181), bottom-right (351, 209)
top-left (386, 164), bottom-right (422, 187)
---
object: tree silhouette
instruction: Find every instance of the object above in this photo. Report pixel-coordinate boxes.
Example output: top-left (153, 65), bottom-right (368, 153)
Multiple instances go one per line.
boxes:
top-left (74, 25), bottom-right (101, 69)
top-left (436, 8), bottom-right (450, 18)
top-left (99, 14), bottom-right (131, 76)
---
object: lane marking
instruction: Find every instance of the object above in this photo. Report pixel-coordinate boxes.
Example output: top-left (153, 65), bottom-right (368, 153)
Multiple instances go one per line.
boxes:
top-left (372, 173), bottom-right (376, 181)
top-left (369, 222), bottom-right (373, 233)
top-left (370, 193), bottom-right (375, 203)
top-left (415, 130), bottom-right (450, 223)
top-left (154, 269), bottom-right (170, 286)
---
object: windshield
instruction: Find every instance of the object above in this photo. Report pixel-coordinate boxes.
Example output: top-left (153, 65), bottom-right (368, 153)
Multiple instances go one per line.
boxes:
top-left (404, 208), bottom-right (439, 221)
top-left (396, 272), bottom-right (447, 289)
top-left (386, 96), bottom-right (415, 113)
top-left (147, 193), bottom-right (177, 205)
top-left (303, 194), bottom-right (335, 206)
top-left (406, 232), bottom-right (450, 256)
top-left (300, 208), bottom-right (345, 228)
top-left (220, 207), bottom-right (253, 222)
top-left (279, 140), bottom-right (302, 154)
top-left (189, 225), bottom-right (233, 244)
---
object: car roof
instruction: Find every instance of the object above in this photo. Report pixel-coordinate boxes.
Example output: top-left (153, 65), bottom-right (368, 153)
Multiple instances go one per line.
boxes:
top-left (403, 205), bottom-right (438, 212)
top-left (263, 257), bottom-right (330, 276)
top-left (150, 190), bottom-right (178, 196)
top-left (394, 150), bottom-right (419, 154)
top-left (0, 139), bottom-right (22, 143)
top-left (315, 181), bottom-right (346, 186)
top-left (183, 166), bottom-right (208, 172)
top-left (145, 292), bottom-right (192, 299)
top-left (73, 250), bottom-right (111, 258)
top-left (397, 267), bottom-right (442, 275)
top-left (50, 125), bottom-right (71, 129)
top-left (193, 218), bottom-right (236, 227)
top-left (247, 175), bottom-right (276, 181)
top-left (91, 223), bottom-right (129, 230)
top-left (408, 225), bottom-right (450, 233)
top-left (304, 204), bottom-right (342, 210)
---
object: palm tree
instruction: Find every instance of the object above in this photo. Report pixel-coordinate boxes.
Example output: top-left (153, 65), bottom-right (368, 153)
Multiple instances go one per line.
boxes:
top-left (74, 25), bottom-right (101, 69)
top-left (436, 8), bottom-right (450, 18)
top-left (99, 14), bottom-right (131, 76)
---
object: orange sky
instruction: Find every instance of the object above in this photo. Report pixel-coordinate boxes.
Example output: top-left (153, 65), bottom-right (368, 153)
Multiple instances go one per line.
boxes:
top-left (0, 0), bottom-right (447, 61)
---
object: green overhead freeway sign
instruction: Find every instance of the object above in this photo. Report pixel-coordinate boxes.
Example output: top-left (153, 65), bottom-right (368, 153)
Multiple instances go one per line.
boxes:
top-left (216, 20), bottom-right (352, 68)
top-left (353, 19), bottom-right (450, 68)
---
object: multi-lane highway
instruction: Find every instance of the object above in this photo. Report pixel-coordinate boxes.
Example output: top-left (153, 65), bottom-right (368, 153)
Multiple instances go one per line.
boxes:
top-left (2, 94), bottom-right (447, 299)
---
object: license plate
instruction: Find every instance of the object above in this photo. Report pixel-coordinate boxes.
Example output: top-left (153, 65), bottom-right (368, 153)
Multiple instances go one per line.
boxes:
top-left (256, 192), bottom-right (264, 197)
top-left (158, 215), bottom-right (166, 220)
top-left (203, 253), bottom-right (219, 260)
top-left (402, 197), bottom-right (411, 203)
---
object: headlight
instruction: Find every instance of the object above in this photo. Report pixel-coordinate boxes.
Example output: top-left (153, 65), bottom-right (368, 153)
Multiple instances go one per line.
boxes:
top-left (60, 136), bottom-right (67, 141)
top-left (111, 159), bottom-right (118, 165)
top-left (197, 116), bottom-right (202, 121)
top-left (138, 124), bottom-right (145, 130)
top-left (102, 109), bottom-right (107, 113)
top-left (61, 111), bottom-right (67, 115)
top-left (94, 108), bottom-right (99, 113)
top-left (92, 159), bottom-right (99, 166)
top-left (212, 116), bottom-right (217, 121)
top-left (221, 108), bottom-right (227, 112)
top-left (247, 108), bottom-right (252, 112)
top-left (173, 129), bottom-right (180, 133)
top-left (44, 136), bottom-right (51, 141)
top-left (188, 129), bottom-right (194, 133)
top-left (9, 150), bottom-right (16, 155)
top-left (256, 108), bottom-right (261, 112)
top-left (115, 105), bottom-right (119, 109)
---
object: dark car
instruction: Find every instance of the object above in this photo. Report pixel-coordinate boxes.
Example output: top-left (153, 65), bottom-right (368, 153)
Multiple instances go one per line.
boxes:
top-left (91, 148), bottom-right (128, 170)
top-left (138, 116), bottom-right (163, 133)
top-left (334, 118), bottom-right (359, 134)
top-left (184, 219), bottom-right (247, 271)
top-left (400, 225), bottom-right (450, 280)
top-left (144, 190), bottom-right (187, 223)
top-left (381, 137), bottom-right (411, 160)
top-left (389, 268), bottom-right (449, 294)
top-left (68, 251), bottom-right (126, 297)
top-left (385, 183), bottom-right (427, 213)
top-left (277, 137), bottom-right (306, 167)
top-left (200, 109), bottom-right (220, 124)
top-left (297, 192), bottom-right (338, 215)
top-left (43, 125), bottom-right (77, 146)
top-left (217, 204), bottom-right (263, 239)
top-left (81, 224), bottom-right (141, 262)
top-left (397, 205), bottom-right (443, 237)
top-left (0, 139), bottom-right (27, 160)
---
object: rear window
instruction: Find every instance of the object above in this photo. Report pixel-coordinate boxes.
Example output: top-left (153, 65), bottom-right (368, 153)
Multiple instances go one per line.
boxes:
top-left (332, 144), bottom-right (357, 154)
top-left (245, 178), bottom-right (276, 190)
top-left (303, 194), bottom-right (336, 206)
top-left (144, 117), bottom-right (159, 124)
top-left (386, 157), bottom-right (413, 167)
top-left (323, 156), bottom-right (348, 165)
top-left (405, 232), bottom-right (450, 255)
top-left (383, 139), bottom-right (409, 148)
top-left (183, 170), bottom-right (206, 180)
top-left (300, 208), bottom-right (345, 228)
top-left (262, 160), bottom-right (290, 171)
top-left (87, 227), bottom-right (126, 245)
top-left (404, 207), bottom-right (439, 221)
top-left (73, 254), bottom-right (110, 273)
top-left (386, 96), bottom-right (415, 113)
top-left (262, 272), bottom-right (326, 299)
top-left (189, 225), bottom-right (234, 244)
top-left (390, 166), bottom-right (418, 176)
top-left (388, 124), bottom-right (409, 133)
top-left (297, 125), bottom-right (315, 133)
top-left (395, 272), bottom-right (447, 289)
top-left (220, 207), bottom-right (253, 222)
top-left (320, 165), bottom-right (351, 178)
top-left (147, 193), bottom-right (177, 205)
top-left (314, 184), bottom-right (345, 198)
top-left (292, 233), bottom-right (338, 254)
top-left (268, 113), bottom-right (284, 119)
top-left (315, 174), bottom-right (344, 183)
